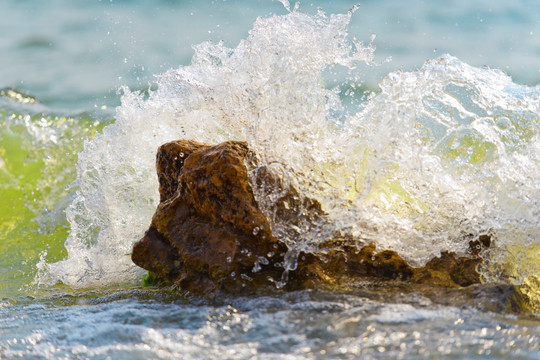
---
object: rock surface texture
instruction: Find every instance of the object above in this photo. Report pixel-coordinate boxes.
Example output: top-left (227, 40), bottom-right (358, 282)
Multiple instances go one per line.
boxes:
top-left (132, 140), bottom-right (493, 297)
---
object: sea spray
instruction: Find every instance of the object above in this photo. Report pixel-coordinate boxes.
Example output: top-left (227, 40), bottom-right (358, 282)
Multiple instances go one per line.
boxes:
top-left (0, 94), bottom-right (105, 295)
top-left (35, 7), bottom-right (374, 288)
top-left (341, 55), bottom-right (540, 273)
top-left (36, 7), bottom-right (540, 296)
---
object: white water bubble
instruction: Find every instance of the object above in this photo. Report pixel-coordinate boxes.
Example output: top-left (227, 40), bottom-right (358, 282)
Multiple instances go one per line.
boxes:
top-left (34, 7), bottom-right (540, 292)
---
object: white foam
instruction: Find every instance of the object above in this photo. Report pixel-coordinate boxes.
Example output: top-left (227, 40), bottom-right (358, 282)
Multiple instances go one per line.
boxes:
top-left (36, 8), bottom-right (540, 289)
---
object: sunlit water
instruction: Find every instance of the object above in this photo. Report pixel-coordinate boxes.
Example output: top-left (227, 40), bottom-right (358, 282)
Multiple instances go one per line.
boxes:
top-left (2, 0), bottom-right (540, 358)
top-left (2, 289), bottom-right (540, 359)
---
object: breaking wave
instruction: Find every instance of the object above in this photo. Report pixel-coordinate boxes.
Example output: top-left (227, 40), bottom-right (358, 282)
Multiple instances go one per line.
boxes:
top-left (35, 7), bottom-right (540, 299)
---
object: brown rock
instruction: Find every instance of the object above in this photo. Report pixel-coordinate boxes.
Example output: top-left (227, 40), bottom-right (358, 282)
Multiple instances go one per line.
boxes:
top-left (132, 140), bottom-right (286, 295)
top-left (132, 139), bottom-right (488, 296)
top-left (411, 251), bottom-right (481, 287)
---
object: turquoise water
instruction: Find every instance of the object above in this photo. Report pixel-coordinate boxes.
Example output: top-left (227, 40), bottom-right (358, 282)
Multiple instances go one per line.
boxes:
top-left (3, 0), bottom-right (540, 111)
top-left (2, 0), bottom-right (540, 358)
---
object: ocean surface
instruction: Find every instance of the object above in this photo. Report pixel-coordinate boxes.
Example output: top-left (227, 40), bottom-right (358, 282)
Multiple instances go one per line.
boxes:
top-left (2, 0), bottom-right (540, 358)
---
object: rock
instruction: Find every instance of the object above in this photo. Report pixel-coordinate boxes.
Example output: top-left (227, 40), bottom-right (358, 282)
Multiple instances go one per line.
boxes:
top-left (132, 140), bottom-right (489, 296)
top-left (132, 140), bottom-right (287, 295)
top-left (411, 251), bottom-right (480, 287)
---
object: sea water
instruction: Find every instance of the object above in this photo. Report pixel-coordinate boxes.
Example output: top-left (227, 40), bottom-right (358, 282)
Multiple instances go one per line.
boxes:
top-left (2, 0), bottom-right (540, 358)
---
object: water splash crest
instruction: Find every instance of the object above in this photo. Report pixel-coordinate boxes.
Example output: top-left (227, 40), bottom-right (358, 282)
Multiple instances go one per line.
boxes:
top-left (35, 8), bottom-right (540, 294)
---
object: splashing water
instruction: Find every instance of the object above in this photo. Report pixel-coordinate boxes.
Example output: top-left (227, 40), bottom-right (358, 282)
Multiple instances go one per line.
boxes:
top-left (36, 7), bottom-right (540, 299)
top-left (0, 93), bottom-right (106, 296)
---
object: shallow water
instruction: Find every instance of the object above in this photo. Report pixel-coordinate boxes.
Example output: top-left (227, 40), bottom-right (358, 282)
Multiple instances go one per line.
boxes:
top-left (2, 288), bottom-right (540, 359)
top-left (1, 0), bottom-right (540, 358)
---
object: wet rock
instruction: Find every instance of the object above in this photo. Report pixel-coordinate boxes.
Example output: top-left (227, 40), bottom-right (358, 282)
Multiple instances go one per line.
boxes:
top-left (291, 241), bottom-right (415, 290)
top-left (411, 251), bottom-right (481, 287)
top-left (132, 140), bottom-right (489, 296)
top-left (132, 140), bottom-right (287, 295)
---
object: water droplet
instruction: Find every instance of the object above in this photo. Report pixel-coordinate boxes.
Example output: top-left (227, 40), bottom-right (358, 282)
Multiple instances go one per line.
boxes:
top-left (496, 116), bottom-right (511, 129)
top-left (226, 256), bottom-right (232, 263)
top-left (252, 226), bottom-right (260, 236)
top-left (241, 273), bottom-right (253, 282)
top-left (278, 0), bottom-right (291, 12)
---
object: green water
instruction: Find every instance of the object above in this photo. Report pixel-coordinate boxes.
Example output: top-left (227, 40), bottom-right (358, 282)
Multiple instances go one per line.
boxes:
top-left (0, 97), bottom-right (109, 298)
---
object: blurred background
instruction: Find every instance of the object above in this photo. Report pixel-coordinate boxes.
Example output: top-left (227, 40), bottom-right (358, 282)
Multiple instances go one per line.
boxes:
top-left (1, 0), bottom-right (539, 112)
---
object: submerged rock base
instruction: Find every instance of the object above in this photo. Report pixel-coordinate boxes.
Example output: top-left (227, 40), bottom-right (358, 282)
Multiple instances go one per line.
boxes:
top-left (131, 140), bottom-right (530, 311)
